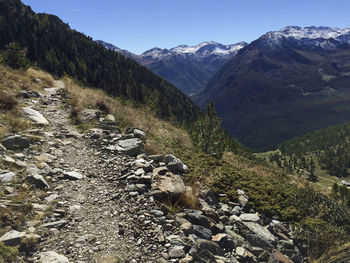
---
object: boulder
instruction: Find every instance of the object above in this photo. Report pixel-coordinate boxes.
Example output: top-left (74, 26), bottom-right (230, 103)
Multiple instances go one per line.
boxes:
top-left (244, 221), bottom-right (277, 249)
top-left (165, 154), bottom-right (188, 173)
top-left (27, 174), bottom-right (50, 189)
top-left (2, 135), bottom-right (31, 150)
top-left (22, 107), bottom-right (49, 125)
top-left (38, 251), bottom-right (69, 263)
top-left (0, 230), bottom-right (26, 246)
top-left (0, 172), bottom-right (16, 183)
top-left (151, 171), bottom-right (186, 200)
top-left (115, 138), bottom-right (144, 156)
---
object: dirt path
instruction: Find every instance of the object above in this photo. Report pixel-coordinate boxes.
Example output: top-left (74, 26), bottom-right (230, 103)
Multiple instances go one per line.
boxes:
top-left (30, 81), bottom-right (170, 263)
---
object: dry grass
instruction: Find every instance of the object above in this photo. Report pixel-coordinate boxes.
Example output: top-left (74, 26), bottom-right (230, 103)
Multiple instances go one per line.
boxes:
top-left (0, 65), bottom-right (52, 138)
top-left (63, 77), bottom-right (192, 154)
top-left (222, 151), bottom-right (283, 177)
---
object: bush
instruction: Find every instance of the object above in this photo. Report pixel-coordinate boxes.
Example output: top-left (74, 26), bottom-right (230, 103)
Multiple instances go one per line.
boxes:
top-left (0, 94), bottom-right (18, 111)
top-left (0, 242), bottom-right (19, 263)
top-left (2, 42), bottom-right (29, 70)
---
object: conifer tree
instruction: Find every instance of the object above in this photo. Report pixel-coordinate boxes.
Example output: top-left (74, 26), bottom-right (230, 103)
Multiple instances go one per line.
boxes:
top-left (191, 102), bottom-right (225, 157)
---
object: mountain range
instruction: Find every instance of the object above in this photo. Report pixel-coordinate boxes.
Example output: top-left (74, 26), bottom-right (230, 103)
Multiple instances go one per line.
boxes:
top-left (198, 26), bottom-right (350, 150)
top-left (97, 40), bottom-right (247, 96)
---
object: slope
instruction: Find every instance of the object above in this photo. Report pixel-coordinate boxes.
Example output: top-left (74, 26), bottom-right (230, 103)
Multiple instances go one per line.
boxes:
top-left (0, 0), bottom-right (200, 125)
top-left (198, 27), bottom-right (350, 150)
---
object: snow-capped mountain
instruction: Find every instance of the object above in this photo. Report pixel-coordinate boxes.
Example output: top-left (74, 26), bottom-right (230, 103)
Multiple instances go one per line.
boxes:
top-left (141, 41), bottom-right (247, 60)
top-left (260, 26), bottom-right (350, 48)
top-left (98, 40), bottom-right (247, 96)
top-left (198, 26), bottom-right (350, 150)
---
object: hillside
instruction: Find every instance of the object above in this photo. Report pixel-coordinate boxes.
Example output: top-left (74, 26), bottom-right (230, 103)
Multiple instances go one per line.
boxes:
top-left (98, 40), bottom-right (247, 97)
top-left (0, 0), bottom-right (200, 125)
top-left (275, 121), bottom-right (350, 178)
top-left (198, 26), bottom-right (350, 150)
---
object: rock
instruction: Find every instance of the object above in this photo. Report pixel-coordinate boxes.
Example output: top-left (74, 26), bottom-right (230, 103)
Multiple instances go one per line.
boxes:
top-left (165, 154), bottom-right (188, 173)
top-left (268, 250), bottom-right (293, 263)
top-left (4, 186), bottom-right (14, 194)
top-left (88, 128), bottom-right (104, 139)
top-left (237, 189), bottom-right (248, 203)
top-left (179, 256), bottom-right (193, 263)
top-left (115, 138), bottom-right (144, 156)
top-left (244, 221), bottom-right (277, 249)
top-left (193, 225), bottom-right (212, 240)
top-left (212, 233), bottom-right (235, 252)
top-left (148, 154), bottom-right (164, 163)
top-left (0, 230), bottom-right (26, 246)
top-left (168, 245), bottom-right (185, 258)
top-left (22, 107), bottom-right (49, 125)
top-left (41, 220), bottom-right (67, 228)
top-left (200, 189), bottom-right (219, 206)
top-left (180, 221), bottom-right (193, 236)
top-left (2, 135), bottom-right (31, 150)
top-left (105, 114), bottom-right (116, 122)
top-left (235, 247), bottom-right (248, 258)
top-left (150, 210), bottom-right (164, 217)
top-left (231, 206), bottom-right (242, 216)
top-left (32, 203), bottom-right (50, 212)
top-left (63, 171), bottom-right (84, 180)
top-left (27, 174), bottom-right (50, 189)
top-left (240, 213), bottom-right (260, 222)
top-left (38, 251), bottom-right (69, 263)
top-left (0, 143), bottom-right (6, 152)
top-left (17, 90), bottom-right (41, 98)
top-left (153, 166), bottom-right (168, 176)
top-left (126, 127), bottom-right (146, 140)
top-left (151, 171), bottom-right (186, 200)
top-left (0, 172), bottom-right (16, 183)
top-left (78, 109), bottom-right (101, 122)
top-left (197, 239), bottom-right (224, 256)
top-left (184, 211), bottom-right (211, 229)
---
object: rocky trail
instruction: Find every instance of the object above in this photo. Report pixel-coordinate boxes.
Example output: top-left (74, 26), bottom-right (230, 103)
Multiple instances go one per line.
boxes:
top-left (0, 80), bottom-right (307, 263)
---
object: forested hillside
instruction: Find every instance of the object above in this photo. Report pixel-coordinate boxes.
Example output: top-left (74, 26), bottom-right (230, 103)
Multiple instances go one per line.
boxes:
top-left (277, 121), bottom-right (350, 177)
top-left (0, 0), bottom-right (200, 125)
top-left (198, 27), bottom-right (350, 151)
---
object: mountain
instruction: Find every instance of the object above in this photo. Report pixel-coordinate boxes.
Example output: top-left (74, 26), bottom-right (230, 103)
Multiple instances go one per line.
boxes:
top-left (198, 26), bottom-right (350, 150)
top-left (99, 40), bottom-right (247, 96)
top-left (0, 0), bottom-right (200, 125)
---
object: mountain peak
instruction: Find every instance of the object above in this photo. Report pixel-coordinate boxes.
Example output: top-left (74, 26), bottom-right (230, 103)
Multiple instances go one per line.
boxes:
top-left (260, 26), bottom-right (350, 48)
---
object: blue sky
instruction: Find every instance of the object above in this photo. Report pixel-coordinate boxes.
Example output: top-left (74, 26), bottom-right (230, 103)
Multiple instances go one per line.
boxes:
top-left (22, 0), bottom-right (350, 54)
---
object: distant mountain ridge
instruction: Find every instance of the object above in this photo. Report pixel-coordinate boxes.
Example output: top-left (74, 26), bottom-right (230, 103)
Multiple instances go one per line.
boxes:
top-left (198, 26), bottom-right (350, 150)
top-left (97, 40), bottom-right (247, 96)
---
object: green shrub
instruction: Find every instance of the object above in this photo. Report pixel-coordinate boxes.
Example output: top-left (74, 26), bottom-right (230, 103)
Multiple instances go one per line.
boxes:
top-left (0, 242), bottom-right (19, 263)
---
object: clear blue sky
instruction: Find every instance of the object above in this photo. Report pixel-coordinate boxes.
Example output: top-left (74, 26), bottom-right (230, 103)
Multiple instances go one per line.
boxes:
top-left (22, 0), bottom-right (350, 55)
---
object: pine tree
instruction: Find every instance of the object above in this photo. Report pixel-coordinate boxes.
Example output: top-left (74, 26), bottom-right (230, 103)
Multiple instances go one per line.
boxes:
top-left (1, 42), bottom-right (29, 69)
top-left (191, 102), bottom-right (226, 157)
